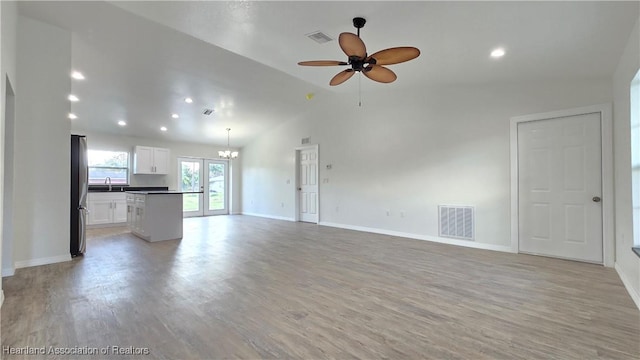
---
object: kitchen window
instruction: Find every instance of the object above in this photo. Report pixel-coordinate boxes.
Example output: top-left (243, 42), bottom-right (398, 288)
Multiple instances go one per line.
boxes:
top-left (88, 150), bottom-right (129, 185)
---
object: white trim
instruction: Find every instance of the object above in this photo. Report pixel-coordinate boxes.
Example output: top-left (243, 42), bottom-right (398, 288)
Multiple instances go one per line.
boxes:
top-left (510, 103), bottom-right (614, 267)
top-left (319, 221), bottom-right (513, 253)
top-left (241, 212), bottom-right (295, 222)
top-left (14, 254), bottom-right (71, 269)
top-left (294, 144), bottom-right (320, 224)
top-left (87, 222), bottom-right (127, 229)
top-left (0, 290), bottom-right (4, 308)
top-left (2, 267), bottom-right (15, 277)
top-left (615, 262), bottom-right (640, 310)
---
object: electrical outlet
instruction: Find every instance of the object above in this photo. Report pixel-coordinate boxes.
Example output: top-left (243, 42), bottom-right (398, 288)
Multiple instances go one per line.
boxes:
top-left (286, 179), bottom-right (290, 184)
top-left (335, 206), bottom-right (340, 212)
top-left (281, 202), bottom-right (284, 208)
top-left (386, 209), bottom-right (391, 216)
top-left (323, 178), bottom-right (329, 183)
top-left (326, 164), bottom-right (332, 170)
top-left (400, 211), bottom-right (405, 218)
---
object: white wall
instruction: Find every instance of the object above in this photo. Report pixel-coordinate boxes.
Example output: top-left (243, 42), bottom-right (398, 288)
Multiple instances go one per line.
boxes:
top-left (241, 79), bottom-right (612, 250)
top-left (613, 16), bottom-right (640, 309)
top-left (13, 16), bottom-right (71, 267)
top-left (79, 131), bottom-right (242, 214)
top-left (0, 0), bottom-right (17, 300)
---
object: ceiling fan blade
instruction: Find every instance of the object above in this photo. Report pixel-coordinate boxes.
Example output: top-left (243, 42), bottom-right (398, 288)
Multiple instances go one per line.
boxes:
top-left (298, 60), bottom-right (349, 66)
top-left (363, 65), bottom-right (397, 83)
top-left (338, 32), bottom-right (366, 59)
top-left (367, 47), bottom-right (420, 65)
top-left (329, 69), bottom-right (355, 86)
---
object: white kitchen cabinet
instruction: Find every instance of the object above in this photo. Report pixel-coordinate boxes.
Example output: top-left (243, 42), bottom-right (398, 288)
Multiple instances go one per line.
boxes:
top-left (87, 192), bottom-right (127, 226)
top-left (133, 146), bottom-right (170, 175)
top-left (127, 192), bottom-right (183, 242)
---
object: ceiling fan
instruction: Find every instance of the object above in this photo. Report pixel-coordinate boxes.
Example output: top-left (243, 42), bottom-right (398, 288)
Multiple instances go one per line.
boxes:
top-left (298, 17), bottom-right (420, 86)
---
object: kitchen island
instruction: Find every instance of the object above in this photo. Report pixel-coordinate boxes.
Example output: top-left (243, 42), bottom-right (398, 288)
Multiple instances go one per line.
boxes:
top-left (125, 191), bottom-right (200, 242)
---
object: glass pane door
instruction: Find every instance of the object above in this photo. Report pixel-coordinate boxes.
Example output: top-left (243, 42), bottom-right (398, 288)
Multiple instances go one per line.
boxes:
top-left (178, 158), bottom-right (203, 217)
top-left (204, 160), bottom-right (228, 215)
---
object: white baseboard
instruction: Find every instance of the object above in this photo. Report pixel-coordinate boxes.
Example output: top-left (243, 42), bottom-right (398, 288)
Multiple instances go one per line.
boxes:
top-left (0, 290), bottom-right (4, 308)
top-left (615, 262), bottom-right (640, 310)
top-left (14, 254), bottom-right (71, 269)
top-left (241, 212), bottom-right (295, 222)
top-left (2, 267), bottom-right (15, 277)
top-left (87, 222), bottom-right (127, 229)
top-left (319, 221), bottom-right (514, 253)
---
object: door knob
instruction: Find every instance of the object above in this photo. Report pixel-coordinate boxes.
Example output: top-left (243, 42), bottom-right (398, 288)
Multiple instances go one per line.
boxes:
top-left (298, 188), bottom-right (302, 191)
top-left (592, 196), bottom-right (601, 202)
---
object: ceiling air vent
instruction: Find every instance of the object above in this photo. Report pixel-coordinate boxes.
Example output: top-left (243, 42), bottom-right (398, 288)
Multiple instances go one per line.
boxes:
top-left (203, 109), bottom-right (214, 116)
top-left (306, 31), bottom-right (333, 44)
top-left (301, 137), bottom-right (310, 145)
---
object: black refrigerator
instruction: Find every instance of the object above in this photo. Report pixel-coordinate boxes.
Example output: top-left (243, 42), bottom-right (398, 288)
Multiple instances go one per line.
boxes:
top-left (70, 135), bottom-right (88, 257)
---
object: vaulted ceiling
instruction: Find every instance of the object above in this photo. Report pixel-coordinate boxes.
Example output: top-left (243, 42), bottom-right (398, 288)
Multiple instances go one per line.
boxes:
top-left (17, 1), bottom-right (639, 147)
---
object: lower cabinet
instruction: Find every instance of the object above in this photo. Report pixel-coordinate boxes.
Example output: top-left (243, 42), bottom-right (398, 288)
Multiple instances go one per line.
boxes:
top-left (87, 192), bottom-right (127, 226)
top-left (127, 193), bottom-right (183, 242)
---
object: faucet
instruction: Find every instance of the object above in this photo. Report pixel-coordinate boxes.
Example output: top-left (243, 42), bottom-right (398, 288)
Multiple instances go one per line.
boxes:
top-left (105, 177), bottom-right (112, 191)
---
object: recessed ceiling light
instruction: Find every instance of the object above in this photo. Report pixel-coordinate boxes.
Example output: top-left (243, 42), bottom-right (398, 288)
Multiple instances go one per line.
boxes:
top-left (490, 48), bottom-right (506, 58)
top-left (184, 97), bottom-right (193, 104)
top-left (71, 71), bottom-right (85, 80)
top-left (68, 94), bottom-right (79, 102)
top-left (171, 113), bottom-right (179, 119)
top-left (118, 120), bottom-right (126, 126)
top-left (68, 113), bottom-right (78, 119)
top-left (160, 126), bottom-right (167, 132)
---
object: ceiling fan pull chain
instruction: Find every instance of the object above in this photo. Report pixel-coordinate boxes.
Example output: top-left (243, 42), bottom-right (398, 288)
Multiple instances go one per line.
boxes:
top-left (358, 72), bottom-right (362, 107)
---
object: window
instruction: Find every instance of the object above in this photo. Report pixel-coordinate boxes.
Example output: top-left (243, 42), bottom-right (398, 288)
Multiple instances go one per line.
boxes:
top-left (88, 150), bottom-right (129, 185)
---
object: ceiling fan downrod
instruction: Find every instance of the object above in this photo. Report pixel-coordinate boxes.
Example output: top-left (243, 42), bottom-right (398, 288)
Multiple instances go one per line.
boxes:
top-left (353, 17), bottom-right (366, 37)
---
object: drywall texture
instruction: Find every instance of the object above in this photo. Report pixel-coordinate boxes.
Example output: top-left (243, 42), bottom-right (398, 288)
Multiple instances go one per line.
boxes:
top-left (79, 131), bottom-right (242, 214)
top-left (613, 16), bottom-right (640, 307)
top-left (13, 16), bottom-right (71, 266)
top-left (241, 79), bottom-right (612, 248)
top-left (0, 0), bottom-right (17, 284)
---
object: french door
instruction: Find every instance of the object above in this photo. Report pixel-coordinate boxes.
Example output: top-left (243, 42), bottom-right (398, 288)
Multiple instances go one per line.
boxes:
top-left (178, 158), bottom-right (229, 217)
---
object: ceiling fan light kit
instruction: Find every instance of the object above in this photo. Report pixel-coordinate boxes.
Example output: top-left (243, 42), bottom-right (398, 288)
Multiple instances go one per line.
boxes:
top-left (298, 17), bottom-right (420, 86)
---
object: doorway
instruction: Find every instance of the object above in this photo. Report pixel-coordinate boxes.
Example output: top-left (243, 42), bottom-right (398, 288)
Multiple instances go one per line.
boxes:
top-left (510, 104), bottom-right (613, 265)
top-left (2, 76), bottom-right (15, 276)
top-left (178, 157), bottom-right (229, 217)
top-left (295, 145), bottom-right (319, 223)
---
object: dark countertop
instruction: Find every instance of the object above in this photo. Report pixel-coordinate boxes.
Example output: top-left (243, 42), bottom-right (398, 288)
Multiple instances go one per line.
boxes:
top-left (125, 191), bottom-right (204, 195)
top-left (89, 185), bottom-right (169, 193)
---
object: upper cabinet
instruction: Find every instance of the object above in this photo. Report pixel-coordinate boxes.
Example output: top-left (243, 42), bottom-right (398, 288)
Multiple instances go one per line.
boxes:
top-left (133, 146), bottom-right (170, 175)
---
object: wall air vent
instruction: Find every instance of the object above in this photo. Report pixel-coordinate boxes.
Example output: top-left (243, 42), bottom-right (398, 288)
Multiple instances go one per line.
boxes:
top-left (203, 109), bottom-right (214, 116)
top-left (301, 137), bottom-right (310, 145)
top-left (439, 205), bottom-right (474, 241)
top-left (306, 31), bottom-right (333, 44)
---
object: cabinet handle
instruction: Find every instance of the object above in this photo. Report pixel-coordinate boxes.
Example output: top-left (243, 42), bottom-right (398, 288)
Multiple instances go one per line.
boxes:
top-left (114, 202), bottom-right (117, 209)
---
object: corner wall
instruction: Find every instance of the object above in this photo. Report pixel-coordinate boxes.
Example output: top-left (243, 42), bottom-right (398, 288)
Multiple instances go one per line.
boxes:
top-left (613, 16), bottom-right (640, 309)
top-left (13, 16), bottom-right (71, 268)
top-left (0, 0), bottom-right (17, 296)
top-left (241, 79), bottom-right (612, 250)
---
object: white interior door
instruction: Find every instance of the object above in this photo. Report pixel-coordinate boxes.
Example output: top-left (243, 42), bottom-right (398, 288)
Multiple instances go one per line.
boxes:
top-left (298, 147), bottom-right (319, 223)
top-left (204, 160), bottom-right (229, 216)
top-left (518, 112), bottom-right (603, 263)
top-left (178, 158), bottom-right (203, 217)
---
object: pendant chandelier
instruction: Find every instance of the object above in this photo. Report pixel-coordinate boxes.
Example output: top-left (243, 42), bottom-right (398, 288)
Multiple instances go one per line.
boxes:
top-left (218, 128), bottom-right (238, 159)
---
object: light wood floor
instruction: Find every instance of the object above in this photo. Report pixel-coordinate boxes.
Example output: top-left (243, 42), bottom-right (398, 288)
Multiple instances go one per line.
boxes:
top-left (2, 215), bottom-right (639, 359)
